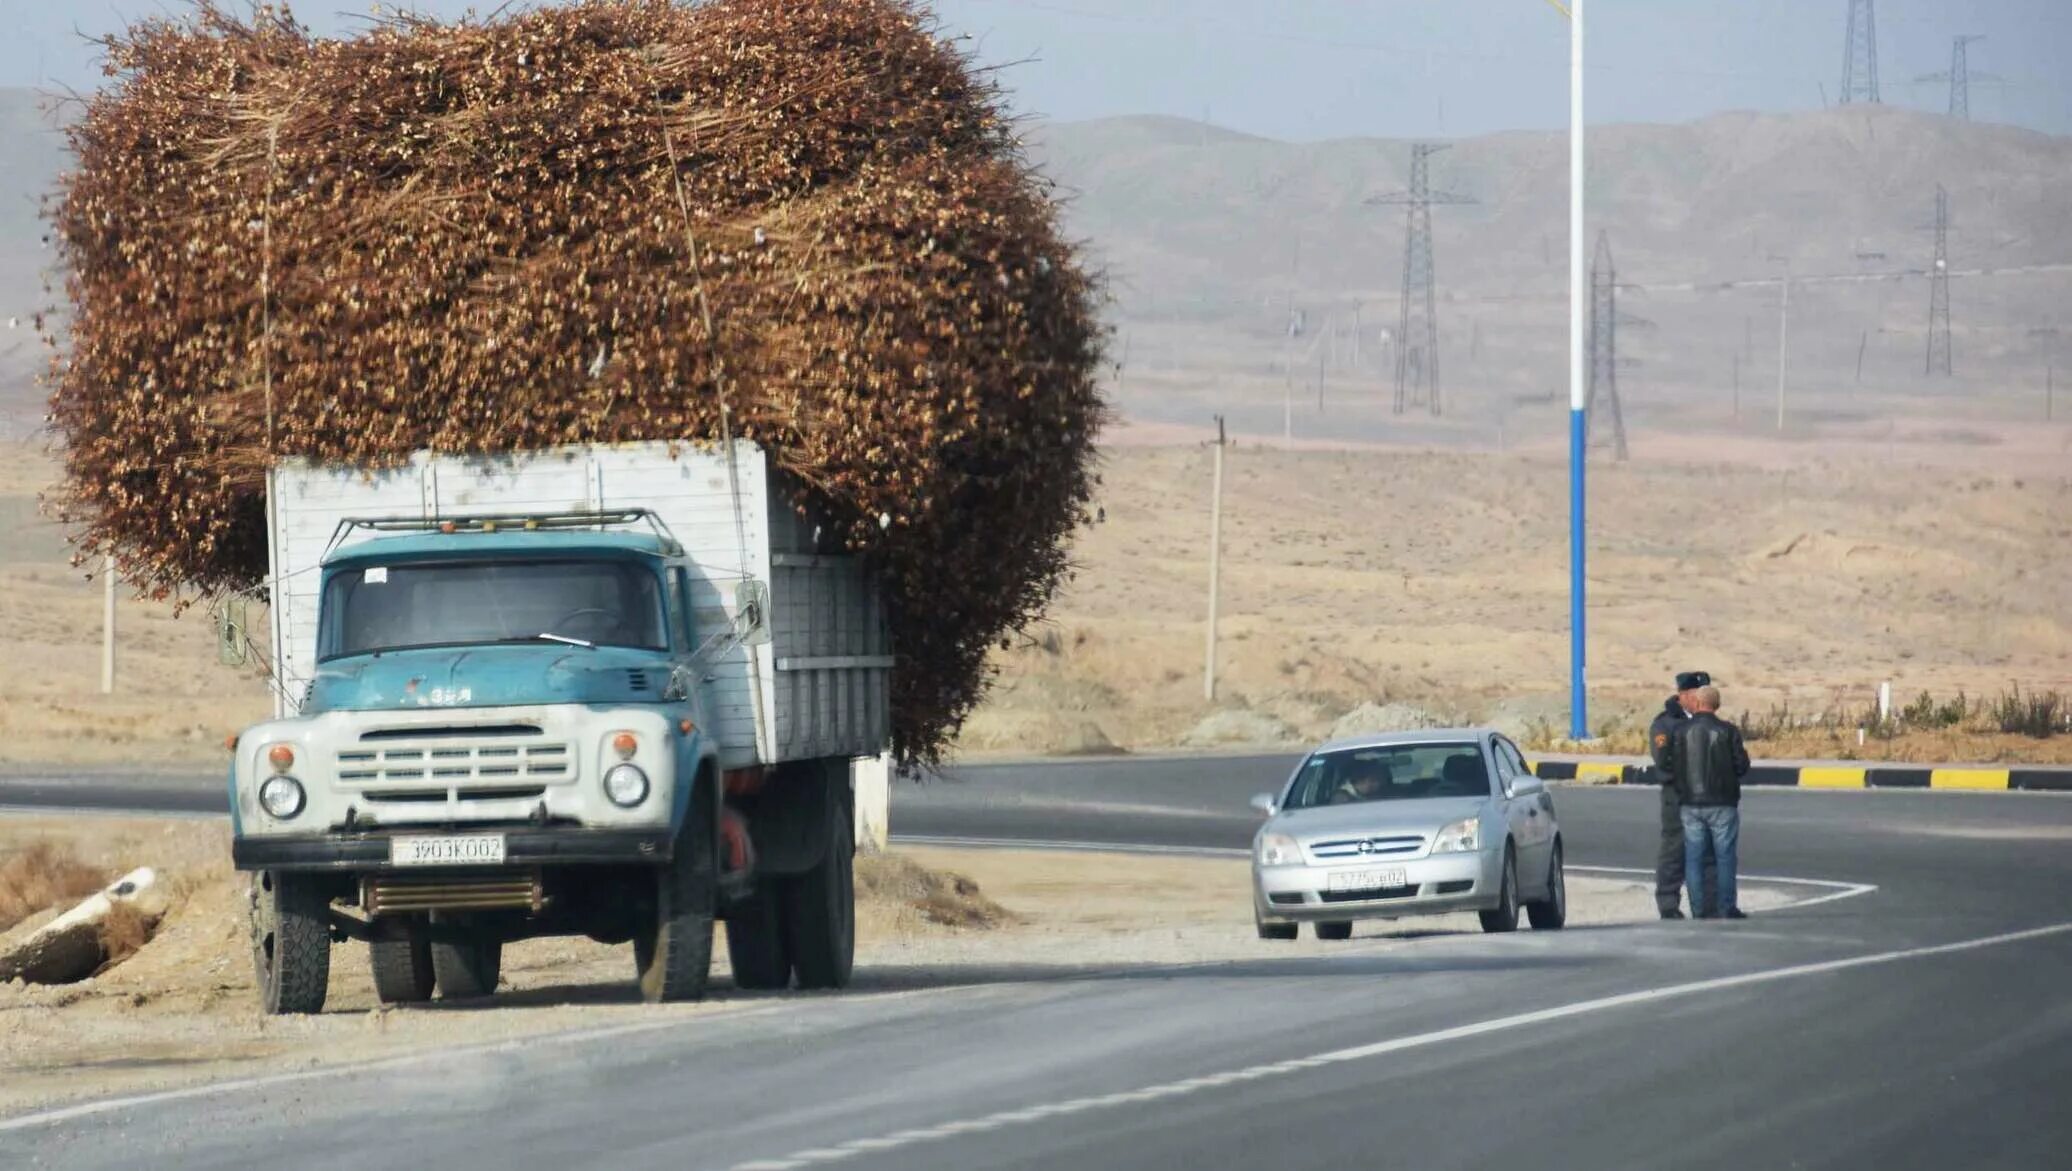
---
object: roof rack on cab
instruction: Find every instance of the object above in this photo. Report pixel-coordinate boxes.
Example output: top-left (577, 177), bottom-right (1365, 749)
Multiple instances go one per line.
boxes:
top-left (324, 508), bottom-right (685, 558)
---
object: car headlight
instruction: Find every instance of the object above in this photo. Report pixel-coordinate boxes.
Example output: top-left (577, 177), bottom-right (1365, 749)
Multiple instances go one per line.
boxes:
top-left (258, 775), bottom-right (306, 820)
top-left (1431, 817), bottom-right (1481, 854)
top-left (603, 763), bottom-right (651, 808)
top-left (1257, 832), bottom-right (1303, 867)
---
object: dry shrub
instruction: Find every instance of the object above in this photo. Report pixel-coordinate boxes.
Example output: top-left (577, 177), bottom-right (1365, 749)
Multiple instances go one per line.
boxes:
top-left (0, 843), bottom-right (111, 933)
top-left (857, 854), bottom-right (1014, 929)
top-left (95, 900), bottom-right (158, 969)
top-left (45, 0), bottom-right (1105, 763)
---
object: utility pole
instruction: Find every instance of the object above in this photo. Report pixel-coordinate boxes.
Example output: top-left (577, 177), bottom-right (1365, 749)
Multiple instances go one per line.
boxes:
top-left (1203, 416), bottom-right (1225, 703)
top-left (1856, 329), bottom-right (1868, 384)
top-left (1840, 0), bottom-right (1881, 105)
top-left (1918, 35), bottom-right (1987, 120)
top-left (1772, 255), bottom-right (1792, 431)
top-left (1368, 143), bottom-right (1475, 416)
top-left (1927, 184), bottom-right (1952, 375)
top-left (1732, 352), bottom-right (1741, 418)
top-left (101, 554), bottom-right (116, 694)
top-left (1586, 230), bottom-right (1629, 462)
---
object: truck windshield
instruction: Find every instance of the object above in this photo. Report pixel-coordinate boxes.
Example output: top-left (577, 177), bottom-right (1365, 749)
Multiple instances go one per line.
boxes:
top-left (1281, 742), bottom-right (1491, 809)
top-left (319, 559), bottom-right (668, 660)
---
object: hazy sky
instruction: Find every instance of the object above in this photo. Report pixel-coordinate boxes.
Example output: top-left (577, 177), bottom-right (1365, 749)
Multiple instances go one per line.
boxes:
top-left (3, 0), bottom-right (2066, 140)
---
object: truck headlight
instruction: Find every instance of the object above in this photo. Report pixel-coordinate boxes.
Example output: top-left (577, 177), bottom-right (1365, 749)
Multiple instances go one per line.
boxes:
top-left (1257, 832), bottom-right (1303, 867)
top-left (603, 763), bottom-right (650, 808)
top-left (1431, 817), bottom-right (1481, 854)
top-left (259, 775), bottom-right (306, 820)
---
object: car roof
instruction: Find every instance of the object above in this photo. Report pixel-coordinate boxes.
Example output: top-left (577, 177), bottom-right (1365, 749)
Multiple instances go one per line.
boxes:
top-left (324, 529), bottom-right (671, 567)
top-left (1309, 728), bottom-right (1495, 754)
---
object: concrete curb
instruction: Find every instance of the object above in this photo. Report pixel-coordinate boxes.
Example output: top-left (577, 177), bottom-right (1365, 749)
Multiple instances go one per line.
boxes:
top-left (1527, 758), bottom-right (2072, 793)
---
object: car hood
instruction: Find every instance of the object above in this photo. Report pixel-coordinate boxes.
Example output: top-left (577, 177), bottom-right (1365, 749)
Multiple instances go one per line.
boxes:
top-left (305, 645), bottom-right (674, 713)
top-left (1272, 796), bottom-right (1489, 839)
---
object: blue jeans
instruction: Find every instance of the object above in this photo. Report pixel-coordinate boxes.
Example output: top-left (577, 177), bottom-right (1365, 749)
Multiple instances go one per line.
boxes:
top-left (1680, 805), bottom-right (1740, 915)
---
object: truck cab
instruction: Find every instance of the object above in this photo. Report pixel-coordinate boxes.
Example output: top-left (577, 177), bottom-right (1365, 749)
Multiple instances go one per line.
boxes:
top-left (232, 445), bottom-right (884, 1015)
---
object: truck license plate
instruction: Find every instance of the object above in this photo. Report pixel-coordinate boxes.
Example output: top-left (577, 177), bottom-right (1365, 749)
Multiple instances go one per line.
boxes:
top-left (1330, 867), bottom-right (1408, 893)
top-left (390, 834), bottom-right (507, 867)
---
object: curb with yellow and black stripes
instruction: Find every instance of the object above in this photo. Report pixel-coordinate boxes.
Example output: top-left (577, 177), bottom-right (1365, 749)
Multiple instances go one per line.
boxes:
top-left (1526, 760), bottom-right (2072, 793)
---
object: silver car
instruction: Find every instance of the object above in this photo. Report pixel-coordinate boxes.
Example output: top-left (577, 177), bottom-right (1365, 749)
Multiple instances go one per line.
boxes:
top-left (1250, 729), bottom-right (1566, 940)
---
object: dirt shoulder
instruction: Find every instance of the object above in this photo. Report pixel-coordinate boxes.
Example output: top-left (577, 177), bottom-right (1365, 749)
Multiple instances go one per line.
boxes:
top-left (0, 815), bottom-right (1787, 1118)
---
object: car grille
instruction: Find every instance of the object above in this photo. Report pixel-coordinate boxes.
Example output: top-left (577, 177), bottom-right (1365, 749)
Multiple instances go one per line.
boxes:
top-left (336, 724), bottom-right (574, 797)
top-left (1308, 834), bottom-right (1425, 860)
top-left (1318, 886), bottom-right (1422, 904)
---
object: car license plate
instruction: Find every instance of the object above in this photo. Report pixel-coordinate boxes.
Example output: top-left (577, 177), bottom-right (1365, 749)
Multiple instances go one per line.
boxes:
top-left (1329, 867), bottom-right (1408, 893)
top-left (390, 834), bottom-right (507, 867)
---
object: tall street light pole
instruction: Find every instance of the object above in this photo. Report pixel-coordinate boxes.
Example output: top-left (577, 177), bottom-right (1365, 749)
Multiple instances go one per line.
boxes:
top-left (1564, 0), bottom-right (1587, 739)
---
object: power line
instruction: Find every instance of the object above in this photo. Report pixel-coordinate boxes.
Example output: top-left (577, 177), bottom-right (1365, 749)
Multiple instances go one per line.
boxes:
top-left (1840, 0), bottom-right (1881, 105)
top-left (1368, 143), bottom-right (1475, 416)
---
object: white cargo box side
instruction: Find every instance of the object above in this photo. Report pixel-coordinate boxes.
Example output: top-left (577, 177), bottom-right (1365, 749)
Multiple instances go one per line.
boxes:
top-left (265, 441), bottom-right (891, 769)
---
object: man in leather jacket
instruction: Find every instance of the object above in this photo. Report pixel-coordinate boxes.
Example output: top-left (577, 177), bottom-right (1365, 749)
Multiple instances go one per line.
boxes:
top-left (1664, 685), bottom-right (1752, 919)
top-left (1648, 671), bottom-right (1715, 919)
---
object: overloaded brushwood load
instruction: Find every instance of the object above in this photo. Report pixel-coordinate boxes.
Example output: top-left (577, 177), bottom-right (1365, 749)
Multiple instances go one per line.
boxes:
top-left (45, 0), bottom-right (1105, 763)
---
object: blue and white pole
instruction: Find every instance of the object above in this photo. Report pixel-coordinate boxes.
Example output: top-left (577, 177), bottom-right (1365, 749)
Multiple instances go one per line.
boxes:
top-left (1567, 0), bottom-right (1588, 740)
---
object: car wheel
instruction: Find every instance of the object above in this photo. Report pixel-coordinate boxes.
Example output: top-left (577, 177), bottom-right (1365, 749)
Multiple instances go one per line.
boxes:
top-left (1478, 848), bottom-right (1520, 934)
top-left (1526, 841), bottom-right (1568, 931)
top-left (1315, 920), bottom-right (1353, 941)
top-left (1255, 912), bottom-right (1298, 941)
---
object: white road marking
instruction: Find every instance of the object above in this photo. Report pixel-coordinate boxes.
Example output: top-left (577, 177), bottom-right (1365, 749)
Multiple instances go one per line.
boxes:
top-left (1567, 864), bottom-right (1879, 908)
top-left (728, 921), bottom-right (2072, 1171)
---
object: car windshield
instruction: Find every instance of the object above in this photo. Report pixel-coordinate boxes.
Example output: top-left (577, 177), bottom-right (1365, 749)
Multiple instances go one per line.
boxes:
top-left (318, 558), bottom-right (668, 659)
top-left (1282, 742), bottom-right (1491, 809)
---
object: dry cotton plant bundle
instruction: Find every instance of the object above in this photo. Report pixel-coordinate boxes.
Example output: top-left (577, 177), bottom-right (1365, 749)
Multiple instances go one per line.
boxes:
top-left (45, 0), bottom-right (1106, 762)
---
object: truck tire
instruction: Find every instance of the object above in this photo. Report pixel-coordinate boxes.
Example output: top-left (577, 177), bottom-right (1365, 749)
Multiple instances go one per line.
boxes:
top-left (781, 794), bottom-right (854, 990)
top-left (637, 779), bottom-right (717, 1003)
top-left (249, 870), bottom-right (330, 1015)
top-left (370, 932), bottom-right (435, 1004)
top-left (725, 885), bottom-right (792, 990)
top-left (1314, 920), bottom-right (1354, 941)
top-left (432, 935), bottom-right (503, 1000)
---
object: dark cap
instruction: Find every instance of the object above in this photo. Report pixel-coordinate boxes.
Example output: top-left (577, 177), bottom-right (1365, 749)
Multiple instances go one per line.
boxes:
top-left (1675, 670), bottom-right (1712, 692)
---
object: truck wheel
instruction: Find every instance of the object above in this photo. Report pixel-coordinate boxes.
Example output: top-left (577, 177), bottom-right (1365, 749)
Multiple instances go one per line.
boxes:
top-left (781, 795), bottom-right (854, 990)
top-left (637, 788), bottom-right (717, 1003)
top-left (1314, 920), bottom-right (1354, 941)
top-left (249, 870), bottom-right (331, 1015)
top-left (432, 934), bottom-right (503, 1000)
top-left (725, 885), bottom-right (792, 990)
top-left (370, 931), bottom-right (435, 1004)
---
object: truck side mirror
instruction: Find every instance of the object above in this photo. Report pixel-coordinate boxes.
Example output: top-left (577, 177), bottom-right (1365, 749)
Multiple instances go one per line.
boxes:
top-left (733, 579), bottom-right (771, 647)
top-left (215, 597), bottom-right (250, 667)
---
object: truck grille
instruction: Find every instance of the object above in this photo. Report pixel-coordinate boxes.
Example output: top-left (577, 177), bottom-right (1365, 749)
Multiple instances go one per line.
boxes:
top-left (361, 870), bottom-right (544, 916)
top-left (336, 726), bottom-right (573, 792)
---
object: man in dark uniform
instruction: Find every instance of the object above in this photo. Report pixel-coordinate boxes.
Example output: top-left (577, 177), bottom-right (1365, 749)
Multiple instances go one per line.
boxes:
top-left (1648, 670), bottom-right (1716, 919)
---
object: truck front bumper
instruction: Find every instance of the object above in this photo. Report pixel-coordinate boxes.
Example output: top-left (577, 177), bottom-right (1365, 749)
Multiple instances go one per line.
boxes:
top-left (232, 826), bottom-right (672, 872)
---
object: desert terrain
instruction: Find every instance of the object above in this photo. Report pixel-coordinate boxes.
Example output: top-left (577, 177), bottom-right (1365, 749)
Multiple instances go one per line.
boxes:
top-left (4, 432), bottom-right (2068, 769)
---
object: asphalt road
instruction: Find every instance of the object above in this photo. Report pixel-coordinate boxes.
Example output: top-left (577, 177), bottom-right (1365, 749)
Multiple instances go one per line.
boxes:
top-left (3, 759), bottom-right (2070, 1170)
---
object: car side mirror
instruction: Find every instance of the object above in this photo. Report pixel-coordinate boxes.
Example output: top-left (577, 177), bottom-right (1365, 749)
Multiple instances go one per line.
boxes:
top-left (1511, 774), bottom-right (1545, 797)
top-left (1249, 792), bottom-right (1278, 817)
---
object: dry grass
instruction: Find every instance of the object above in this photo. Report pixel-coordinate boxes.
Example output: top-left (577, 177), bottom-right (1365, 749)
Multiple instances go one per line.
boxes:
top-left (0, 842), bottom-right (111, 933)
top-left (856, 853), bottom-right (1016, 930)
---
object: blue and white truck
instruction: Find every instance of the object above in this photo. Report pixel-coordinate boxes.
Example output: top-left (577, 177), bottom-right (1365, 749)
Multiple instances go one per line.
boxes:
top-left (229, 441), bottom-right (891, 1013)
